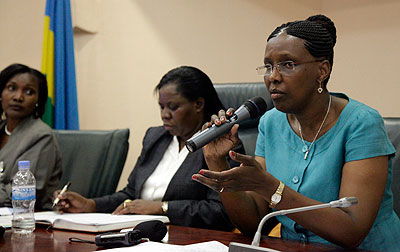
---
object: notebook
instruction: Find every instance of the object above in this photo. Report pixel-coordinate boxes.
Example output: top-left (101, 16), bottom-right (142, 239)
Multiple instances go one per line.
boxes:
top-left (0, 207), bottom-right (13, 228)
top-left (34, 211), bottom-right (170, 232)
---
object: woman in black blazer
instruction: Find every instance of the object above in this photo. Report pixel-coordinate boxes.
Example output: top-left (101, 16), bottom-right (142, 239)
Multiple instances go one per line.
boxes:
top-left (55, 66), bottom-right (240, 231)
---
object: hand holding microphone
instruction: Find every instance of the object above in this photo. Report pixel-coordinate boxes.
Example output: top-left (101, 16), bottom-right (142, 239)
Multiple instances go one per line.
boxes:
top-left (185, 97), bottom-right (268, 152)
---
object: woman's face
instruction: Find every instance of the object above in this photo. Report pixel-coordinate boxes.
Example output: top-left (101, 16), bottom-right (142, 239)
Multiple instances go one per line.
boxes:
top-left (158, 83), bottom-right (204, 141)
top-left (264, 33), bottom-right (321, 113)
top-left (1, 73), bottom-right (39, 121)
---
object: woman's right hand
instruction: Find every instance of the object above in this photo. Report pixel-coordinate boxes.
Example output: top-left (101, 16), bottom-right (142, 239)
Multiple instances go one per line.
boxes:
top-left (53, 190), bottom-right (96, 213)
top-left (202, 108), bottom-right (240, 162)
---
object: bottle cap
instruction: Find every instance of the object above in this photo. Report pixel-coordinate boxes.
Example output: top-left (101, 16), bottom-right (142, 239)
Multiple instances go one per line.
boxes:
top-left (18, 160), bottom-right (30, 169)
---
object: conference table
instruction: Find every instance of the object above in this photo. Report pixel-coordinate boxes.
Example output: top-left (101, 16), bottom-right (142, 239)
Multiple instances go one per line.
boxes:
top-left (0, 224), bottom-right (376, 252)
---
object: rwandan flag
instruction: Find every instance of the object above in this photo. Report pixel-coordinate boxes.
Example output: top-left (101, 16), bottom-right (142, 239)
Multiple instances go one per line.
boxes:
top-left (41, 0), bottom-right (79, 130)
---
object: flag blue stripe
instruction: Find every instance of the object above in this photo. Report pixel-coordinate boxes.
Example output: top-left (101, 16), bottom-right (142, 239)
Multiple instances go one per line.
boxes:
top-left (51, 0), bottom-right (79, 130)
top-left (45, 0), bottom-right (54, 29)
top-left (64, 0), bottom-right (79, 130)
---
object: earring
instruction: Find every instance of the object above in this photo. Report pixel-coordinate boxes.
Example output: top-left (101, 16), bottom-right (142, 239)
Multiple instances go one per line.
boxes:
top-left (317, 80), bottom-right (323, 94)
top-left (34, 104), bottom-right (39, 118)
top-left (1, 112), bottom-right (6, 121)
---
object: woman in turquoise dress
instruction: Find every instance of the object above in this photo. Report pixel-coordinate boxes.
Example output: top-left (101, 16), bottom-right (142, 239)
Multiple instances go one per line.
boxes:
top-left (192, 15), bottom-right (400, 251)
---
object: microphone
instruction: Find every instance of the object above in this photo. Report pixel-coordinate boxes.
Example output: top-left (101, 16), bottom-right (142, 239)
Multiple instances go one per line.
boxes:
top-left (135, 219), bottom-right (167, 242)
top-left (95, 220), bottom-right (167, 247)
top-left (228, 197), bottom-right (358, 252)
top-left (185, 97), bottom-right (268, 152)
top-left (95, 229), bottom-right (142, 247)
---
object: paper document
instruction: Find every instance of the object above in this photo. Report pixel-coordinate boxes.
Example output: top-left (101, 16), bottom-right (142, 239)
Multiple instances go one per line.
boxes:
top-left (34, 211), bottom-right (169, 232)
top-left (94, 241), bottom-right (228, 252)
top-left (0, 215), bottom-right (12, 228)
top-left (0, 207), bottom-right (13, 216)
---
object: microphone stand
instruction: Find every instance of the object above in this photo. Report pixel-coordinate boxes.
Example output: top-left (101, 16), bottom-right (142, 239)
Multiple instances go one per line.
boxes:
top-left (228, 197), bottom-right (358, 252)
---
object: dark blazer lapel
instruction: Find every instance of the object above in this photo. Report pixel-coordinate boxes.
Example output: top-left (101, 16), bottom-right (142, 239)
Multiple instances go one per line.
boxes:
top-left (163, 149), bottom-right (205, 200)
top-left (133, 127), bottom-right (172, 198)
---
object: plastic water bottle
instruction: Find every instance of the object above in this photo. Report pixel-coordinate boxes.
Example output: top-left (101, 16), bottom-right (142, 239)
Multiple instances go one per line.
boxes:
top-left (12, 160), bottom-right (36, 234)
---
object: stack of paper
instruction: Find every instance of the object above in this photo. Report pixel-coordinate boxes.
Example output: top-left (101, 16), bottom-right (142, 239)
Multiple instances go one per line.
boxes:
top-left (35, 211), bottom-right (170, 232)
top-left (0, 207), bottom-right (13, 228)
top-left (95, 241), bottom-right (229, 252)
top-left (0, 210), bottom-right (170, 232)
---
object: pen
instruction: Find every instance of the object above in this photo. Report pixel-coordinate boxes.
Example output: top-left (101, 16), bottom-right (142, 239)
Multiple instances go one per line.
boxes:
top-left (53, 181), bottom-right (71, 207)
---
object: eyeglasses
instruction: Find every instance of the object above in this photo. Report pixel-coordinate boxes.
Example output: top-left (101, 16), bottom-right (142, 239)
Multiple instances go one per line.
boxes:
top-left (256, 60), bottom-right (323, 76)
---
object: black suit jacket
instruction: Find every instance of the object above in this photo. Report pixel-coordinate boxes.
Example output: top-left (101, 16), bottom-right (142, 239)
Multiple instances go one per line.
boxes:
top-left (94, 126), bottom-right (237, 231)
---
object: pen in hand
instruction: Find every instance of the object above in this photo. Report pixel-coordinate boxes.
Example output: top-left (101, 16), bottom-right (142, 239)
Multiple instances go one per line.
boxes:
top-left (53, 181), bottom-right (71, 208)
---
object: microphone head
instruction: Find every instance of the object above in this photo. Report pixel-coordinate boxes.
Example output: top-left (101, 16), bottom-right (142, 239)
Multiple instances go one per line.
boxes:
top-left (135, 220), bottom-right (167, 242)
top-left (243, 97), bottom-right (268, 119)
top-left (330, 196), bottom-right (358, 208)
top-left (343, 197), bottom-right (358, 206)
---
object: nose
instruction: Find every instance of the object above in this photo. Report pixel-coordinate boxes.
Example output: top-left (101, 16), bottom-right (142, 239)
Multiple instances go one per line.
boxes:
top-left (267, 65), bottom-right (282, 84)
top-left (161, 108), bottom-right (171, 120)
top-left (12, 90), bottom-right (24, 102)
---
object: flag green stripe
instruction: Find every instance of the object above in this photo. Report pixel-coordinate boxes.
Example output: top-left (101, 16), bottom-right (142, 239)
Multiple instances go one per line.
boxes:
top-left (43, 97), bottom-right (54, 127)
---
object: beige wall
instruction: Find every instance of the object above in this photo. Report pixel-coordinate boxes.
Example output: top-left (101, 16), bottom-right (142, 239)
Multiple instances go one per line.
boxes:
top-left (1, 0), bottom-right (399, 191)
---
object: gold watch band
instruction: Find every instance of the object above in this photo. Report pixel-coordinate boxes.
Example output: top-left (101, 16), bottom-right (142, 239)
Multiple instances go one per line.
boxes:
top-left (161, 201), bottom-right (168, 214)
top-left (269, 181), bottom-right (285, 208)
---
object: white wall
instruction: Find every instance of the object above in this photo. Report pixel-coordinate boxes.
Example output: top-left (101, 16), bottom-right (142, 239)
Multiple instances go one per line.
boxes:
top-left (1, 0), bottom-right (399, 190)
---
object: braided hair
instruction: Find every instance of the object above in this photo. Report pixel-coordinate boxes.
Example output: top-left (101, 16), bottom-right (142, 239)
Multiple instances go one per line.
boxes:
top-left (267, 14), bottom-right (337, 86)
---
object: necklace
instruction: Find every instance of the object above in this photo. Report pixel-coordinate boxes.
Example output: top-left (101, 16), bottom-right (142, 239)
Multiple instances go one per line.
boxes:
top-left (4, 125), bottom-right (11, 136)
top-left (298, 95), bottom-right (332, 160)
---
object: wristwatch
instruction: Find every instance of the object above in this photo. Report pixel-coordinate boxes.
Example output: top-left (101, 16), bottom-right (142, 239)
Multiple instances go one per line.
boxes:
top-left (161, 201), bottom-right (168, 214)
top-left (269, 181), bottom-right (285, 208)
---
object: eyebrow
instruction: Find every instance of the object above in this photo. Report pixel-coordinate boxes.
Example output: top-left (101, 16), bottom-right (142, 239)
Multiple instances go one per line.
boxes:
top-left (264, 53), bottom-right (296, 64)
top-left (25, 84), bottom-right (38, 88)
top-left (7, 81), bottom-right (38, 90)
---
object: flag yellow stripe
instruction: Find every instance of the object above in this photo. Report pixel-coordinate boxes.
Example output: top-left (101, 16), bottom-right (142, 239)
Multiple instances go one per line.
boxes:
top-left (41, 16), bottom-right (55, 105)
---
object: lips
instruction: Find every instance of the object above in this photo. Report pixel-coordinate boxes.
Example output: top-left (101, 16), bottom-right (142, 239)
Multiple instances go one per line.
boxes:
top-left (8, 104), bottom-right (24, 111)
top-left (269, 90), bottom-right (285, 100)
top-left (163, 124), bottom-right (174, 130)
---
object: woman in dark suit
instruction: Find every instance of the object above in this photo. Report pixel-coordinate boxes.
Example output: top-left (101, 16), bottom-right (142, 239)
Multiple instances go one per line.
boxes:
top-left (0, 63), bottom-right (62, 210)
top-left (56, 66), bottom-right (238, 231)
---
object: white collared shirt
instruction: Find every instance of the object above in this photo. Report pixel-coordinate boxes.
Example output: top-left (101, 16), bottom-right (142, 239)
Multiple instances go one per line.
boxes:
top-left (140, 135), bottom-right (189, 201)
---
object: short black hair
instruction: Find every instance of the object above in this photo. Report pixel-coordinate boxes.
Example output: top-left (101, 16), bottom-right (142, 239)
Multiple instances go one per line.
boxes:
top-left (155, 66), bottom-right (224, 123)
top-left (267, 14), bottom-right (337, 87)
top-left (0, 63), bottom-right (48, 118)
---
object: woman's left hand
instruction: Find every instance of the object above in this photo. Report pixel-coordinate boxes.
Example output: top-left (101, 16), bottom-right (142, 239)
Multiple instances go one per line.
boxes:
top-left (112, 199), bottom-right (163, 215)
top-left (201, 109), bottom-right (240, 164)
top-left (193, 150), bottom-right (270, 195)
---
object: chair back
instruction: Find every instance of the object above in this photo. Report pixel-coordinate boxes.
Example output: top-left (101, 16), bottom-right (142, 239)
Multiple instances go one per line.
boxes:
top-left (53, 129), bottom-right (129, 198)
top-left (214, 82), bottom-right (273, 156)
top-left (383, 118), bottom-right (400, 217)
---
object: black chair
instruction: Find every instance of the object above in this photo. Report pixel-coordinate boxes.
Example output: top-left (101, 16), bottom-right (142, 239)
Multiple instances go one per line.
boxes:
top-left (383, 118), bottom-right (400, 218)
top-left (215, 82), bottom-right (278, 234)
top-left (53, 129), bottom-right (129, 198)
top-left (214, 82), bottom-right (273, 156)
